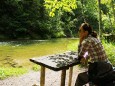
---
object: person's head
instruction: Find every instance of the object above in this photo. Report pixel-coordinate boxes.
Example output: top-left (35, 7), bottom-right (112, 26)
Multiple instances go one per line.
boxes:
top-left (79, 23), bottom-right (97, 38)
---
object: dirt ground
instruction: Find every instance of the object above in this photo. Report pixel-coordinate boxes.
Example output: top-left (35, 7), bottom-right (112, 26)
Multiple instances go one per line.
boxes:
top-left (0, 66), bottom-right (86, 86)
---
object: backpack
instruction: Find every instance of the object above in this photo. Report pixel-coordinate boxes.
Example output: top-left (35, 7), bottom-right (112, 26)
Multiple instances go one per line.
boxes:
top-left (88, 62), bottom-right (115, 85)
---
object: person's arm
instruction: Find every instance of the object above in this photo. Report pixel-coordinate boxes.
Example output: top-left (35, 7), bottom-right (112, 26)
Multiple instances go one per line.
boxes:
top-left (79, 33), bottom-right (85, 45)
top-left (78, 39), bottom-right (90, 61)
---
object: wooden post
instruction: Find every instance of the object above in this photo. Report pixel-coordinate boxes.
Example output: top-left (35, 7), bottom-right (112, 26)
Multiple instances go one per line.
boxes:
top-left (68, 67), bottom-right (73, 86)
top-left (40, 66), bottom-right (45, 86)
top-left (60, 69), bottom-right (66, 86)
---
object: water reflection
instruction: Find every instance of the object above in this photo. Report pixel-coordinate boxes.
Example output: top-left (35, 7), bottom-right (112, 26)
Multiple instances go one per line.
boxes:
top-left (0, 38), bottom-right (78, 46)
top-left (0, 40), bottom-right (49, 46)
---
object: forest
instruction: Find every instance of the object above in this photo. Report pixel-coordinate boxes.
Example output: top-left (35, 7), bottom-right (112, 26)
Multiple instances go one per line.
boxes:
top-left (0, 0), bottom-right (115, 40)
top-left (0, 0), bottom-right (115, 80)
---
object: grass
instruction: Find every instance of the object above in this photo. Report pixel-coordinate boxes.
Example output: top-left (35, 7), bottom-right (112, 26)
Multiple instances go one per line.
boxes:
top-left (32, 64), bottom-right (41, 71)
top-left (102, 40), bottom-right (115, 66)
top-left (0, 67), bottom-right (27, 79)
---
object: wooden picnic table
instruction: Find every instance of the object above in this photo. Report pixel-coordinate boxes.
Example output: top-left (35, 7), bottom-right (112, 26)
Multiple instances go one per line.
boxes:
top-left (30, 51), bottom-right (80, 86)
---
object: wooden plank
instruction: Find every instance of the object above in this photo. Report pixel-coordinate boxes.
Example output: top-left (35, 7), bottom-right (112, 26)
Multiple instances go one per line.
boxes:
top-left (40, 66), bottom-right (45, 86)
top-left (60, 69), bottom-right (66, 86)
top-left (68, 67), bottom-right (73, 86)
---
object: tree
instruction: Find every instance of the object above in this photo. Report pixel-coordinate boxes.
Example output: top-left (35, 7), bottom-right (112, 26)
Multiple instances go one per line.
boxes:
top-left (101, 0), bottom-right (115, 34)
top-left (44, 0), bottom-right (77, 17)
top-left (98, 0), bottom-right (102, 38)
top-left (111, 0), bottom-right (115, 23)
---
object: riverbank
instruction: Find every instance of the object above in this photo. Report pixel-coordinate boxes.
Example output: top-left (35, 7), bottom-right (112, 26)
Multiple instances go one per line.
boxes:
top-left (0, 66), bottom-right (86, 86)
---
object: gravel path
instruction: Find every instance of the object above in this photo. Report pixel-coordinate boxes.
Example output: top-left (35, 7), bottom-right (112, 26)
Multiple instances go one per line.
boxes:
top-left (0, 66), bottom-right (86, 86)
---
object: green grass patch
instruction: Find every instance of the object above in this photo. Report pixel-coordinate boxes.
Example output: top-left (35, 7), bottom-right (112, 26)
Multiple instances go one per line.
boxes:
top-left (102, 41), bottom-right (115, 66)
top-left (0, 67), bottom-right (27, 80)
top-left (32, 65), bottom-right (41, 71)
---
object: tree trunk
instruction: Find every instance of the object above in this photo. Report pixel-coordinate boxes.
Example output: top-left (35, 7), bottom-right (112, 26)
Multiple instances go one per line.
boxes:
top-left (107, 13), bottom-right (112, 29)
top-left (81, 0), bottom-right (86, 22)
top-left (111, 0), bottom-right (115, 24)
top-left (98, 0), bottom-right (102, 38)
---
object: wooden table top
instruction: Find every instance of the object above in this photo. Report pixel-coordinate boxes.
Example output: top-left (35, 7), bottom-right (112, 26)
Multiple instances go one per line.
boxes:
top-left (30, 51), bottom-right (80, 71)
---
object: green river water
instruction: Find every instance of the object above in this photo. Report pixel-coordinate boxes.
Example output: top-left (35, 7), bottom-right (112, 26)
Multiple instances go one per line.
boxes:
top-left (0, 38), bottom-right (78, 68)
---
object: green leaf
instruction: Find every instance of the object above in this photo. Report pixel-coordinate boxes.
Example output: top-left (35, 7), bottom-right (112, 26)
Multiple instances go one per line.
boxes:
top-left (101, 0), bottom-right (111, 4)
top-left (44, 0), bottom-right (77, 17)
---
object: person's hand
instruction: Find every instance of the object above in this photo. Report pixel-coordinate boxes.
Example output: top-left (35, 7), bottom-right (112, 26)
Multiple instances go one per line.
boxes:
top-left (80, 57), bottom-right (88, 65)
top-left (79, 35), bottom-right (85, 44)
top-left (80, 58), bottom-right (88, 68)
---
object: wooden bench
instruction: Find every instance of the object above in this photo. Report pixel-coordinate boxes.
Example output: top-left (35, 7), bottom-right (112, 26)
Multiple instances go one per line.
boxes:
top-left (30, 51), bottom-right (80, 86)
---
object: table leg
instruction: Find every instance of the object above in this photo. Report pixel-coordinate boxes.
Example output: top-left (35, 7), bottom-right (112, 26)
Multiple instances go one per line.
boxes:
top-left (40, 66), bottom-right (45, 86)
top-left (60, 69), bottom-right (66, 86)
top-left (68, 67), bottom-right (73, 86)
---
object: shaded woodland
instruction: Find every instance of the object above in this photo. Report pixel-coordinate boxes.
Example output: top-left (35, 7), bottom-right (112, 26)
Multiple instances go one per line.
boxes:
top-left (0, 0), bottom-right (115, 41)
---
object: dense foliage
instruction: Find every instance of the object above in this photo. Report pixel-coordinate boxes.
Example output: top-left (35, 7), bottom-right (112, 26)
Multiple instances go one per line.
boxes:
top-left (0, 0), bottom-right (115, 40)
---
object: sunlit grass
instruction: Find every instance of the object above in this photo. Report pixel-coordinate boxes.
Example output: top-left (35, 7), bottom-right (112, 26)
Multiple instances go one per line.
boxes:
top-left (0, 67), bottom-right (27, 79)
top-left (102, 41), bottom-right (115, 66)
top-left (32, 64), bottom-right (41, 71)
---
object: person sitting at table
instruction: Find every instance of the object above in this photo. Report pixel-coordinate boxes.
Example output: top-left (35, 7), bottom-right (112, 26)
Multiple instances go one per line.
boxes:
top-left (75, 22), bottom-right (114, 86)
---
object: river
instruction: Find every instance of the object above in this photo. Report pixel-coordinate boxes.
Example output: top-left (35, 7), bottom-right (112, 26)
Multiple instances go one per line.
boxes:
top-left (0, 38), bottom-right (78, 68)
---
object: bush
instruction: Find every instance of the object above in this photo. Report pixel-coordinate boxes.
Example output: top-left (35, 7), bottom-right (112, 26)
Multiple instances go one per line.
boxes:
top-left (102, 40), bottom-right (115, 66)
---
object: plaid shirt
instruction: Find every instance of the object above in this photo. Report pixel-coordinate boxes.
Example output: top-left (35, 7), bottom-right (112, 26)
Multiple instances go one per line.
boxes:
top-left (78, 35), bottom-right (108, 62)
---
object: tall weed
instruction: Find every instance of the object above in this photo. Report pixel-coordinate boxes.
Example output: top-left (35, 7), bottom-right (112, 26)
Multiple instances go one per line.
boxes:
top-left (102, 40), bottom-right (115, 66)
